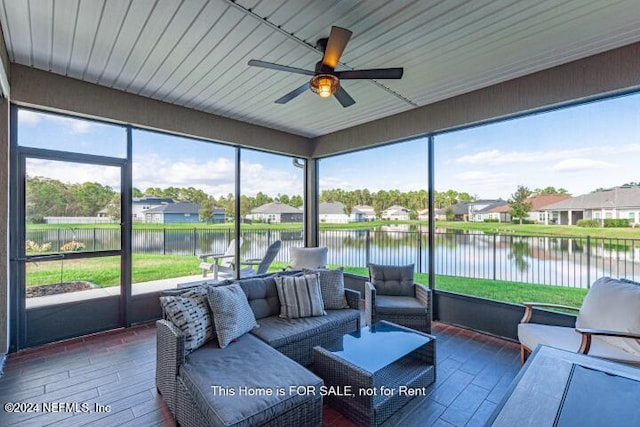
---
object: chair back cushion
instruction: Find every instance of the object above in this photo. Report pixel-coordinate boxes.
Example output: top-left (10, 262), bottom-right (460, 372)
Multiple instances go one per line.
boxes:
top-left (234, 275), bottom-right (281, 320)
top-left (368, 263), bottom-right (415, 296)
top-left (289, 246), bottom-right (328, 269)
top-left (576, 277), bottom-right (640, 356)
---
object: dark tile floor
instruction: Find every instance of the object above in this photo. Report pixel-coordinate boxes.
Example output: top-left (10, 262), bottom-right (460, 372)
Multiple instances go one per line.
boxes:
top-left (0, 322), bottom-right (520, 426)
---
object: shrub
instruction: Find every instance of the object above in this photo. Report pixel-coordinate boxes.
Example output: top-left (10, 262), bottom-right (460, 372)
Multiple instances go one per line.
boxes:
top-left (483, 218), bottom-right (500, 223)
top-left (577, 219), bottom-right (600, 228)
top-left (60, 240), bottom-right (86, 252)
top-left (26, 240), bottom-right (52, 253)
top-left (603, 218), bottom-right (630, 228)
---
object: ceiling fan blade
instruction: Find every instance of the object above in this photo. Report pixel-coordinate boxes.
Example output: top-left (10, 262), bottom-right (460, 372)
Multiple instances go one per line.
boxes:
top-left (274, 82), bottom-right (310, 104)
top-left (248, 59), bottom-right (315, 76)
top-left (322, 26), bottom-right (352, 69)
top-left (334, 86), bottom-right (355, 108)
top-left (335, 68), bottom-right (404, 80)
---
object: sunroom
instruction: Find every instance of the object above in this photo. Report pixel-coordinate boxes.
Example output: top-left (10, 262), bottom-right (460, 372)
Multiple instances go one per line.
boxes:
top-left (1, 1), bottom-right (640, 426)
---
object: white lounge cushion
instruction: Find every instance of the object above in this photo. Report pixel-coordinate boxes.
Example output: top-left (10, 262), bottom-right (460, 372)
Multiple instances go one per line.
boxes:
top-left (518, 323), bottom-right (640, 364)
top-left (576, 277), bottom-right (640, 356)
top-left (289, 247), bottom-right (328, 269)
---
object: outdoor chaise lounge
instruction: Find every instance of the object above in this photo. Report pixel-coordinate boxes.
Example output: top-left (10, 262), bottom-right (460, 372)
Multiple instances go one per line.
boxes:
top-left (518, 276), bottom-right (640, 365)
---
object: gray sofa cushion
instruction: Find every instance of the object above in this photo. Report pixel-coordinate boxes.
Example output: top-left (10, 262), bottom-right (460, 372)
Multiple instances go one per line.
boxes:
top-left (235, 276), bottom-right (281, 320)
top-left (251, 309), bottom-right (360, 348)
top-left (374, 295), bottom-right (428, 316)
top-left (180, 333), bottom-right (322, 427)
top-left (369, 263), bottom-right (415, 296)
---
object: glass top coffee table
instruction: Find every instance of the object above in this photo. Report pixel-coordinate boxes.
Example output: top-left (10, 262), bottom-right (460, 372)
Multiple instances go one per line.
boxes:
top-left (313, 320), bottom-right (436, 427)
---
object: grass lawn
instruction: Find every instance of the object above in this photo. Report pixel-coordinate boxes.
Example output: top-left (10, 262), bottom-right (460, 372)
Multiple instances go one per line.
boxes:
top-left (27, 254), bottom-right (588, 310)
top-left (342, 266), bottom-right (588, 309)
top-left (26, 254), bottom-right (201, 287)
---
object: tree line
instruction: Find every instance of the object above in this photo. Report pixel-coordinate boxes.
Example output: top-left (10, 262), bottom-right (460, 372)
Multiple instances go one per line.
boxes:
top-left (25, 175), bottom-right (571, 224)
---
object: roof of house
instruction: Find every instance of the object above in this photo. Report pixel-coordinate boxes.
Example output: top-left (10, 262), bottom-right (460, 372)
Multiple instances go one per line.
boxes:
top-left (527, 194), bottom-right (572, 211)
top-left (543, 187), bottom-right (640, 210)
top-left (250, 201), bottom-right (301, 214)
top-left (477, 201), bottom-right (508, 213)
top-left (470, 199), bottom-right (502, 206)
top-left (143, 202), bottom-right (200, 214)
top-left (132, 197), bottom-right (174, 205)
top-left (383, 205), bottom-right (409, 215)
top-left (448, 202), bottom-right (470, 215)
top-left (352, 205), bottom-right (375, 214)
top-left (319, 202), bottom-right (347, 215)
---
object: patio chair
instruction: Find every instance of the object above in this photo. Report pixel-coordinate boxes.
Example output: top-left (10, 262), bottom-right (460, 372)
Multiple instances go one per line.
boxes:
top-left (288, 246), bottom-right (328, 270)
top-left (199, 238), bottom-right (242, 280)
top-left (238, 240), bottom-right (282, 277)
top-left (364, 263), bottom-right (431, 333)
top-left (518, 277), bottom-right (640, 365)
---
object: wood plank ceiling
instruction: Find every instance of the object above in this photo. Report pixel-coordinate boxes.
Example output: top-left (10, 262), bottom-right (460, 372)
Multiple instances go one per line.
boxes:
top-left (1, 0), bottom-right (640, 138)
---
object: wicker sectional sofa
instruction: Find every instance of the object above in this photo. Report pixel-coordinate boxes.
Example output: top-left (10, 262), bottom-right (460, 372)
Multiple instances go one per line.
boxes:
top-left (156, 272), bottom-right (361, 427)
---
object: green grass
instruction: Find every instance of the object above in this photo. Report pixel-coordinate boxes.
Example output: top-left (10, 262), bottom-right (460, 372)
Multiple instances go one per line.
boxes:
top-left (27, 253), bottom-right (589, 310)
top-left (342, 266), bottom-right (588, 309)
top-left (27, 254), bottom-right (201, 287)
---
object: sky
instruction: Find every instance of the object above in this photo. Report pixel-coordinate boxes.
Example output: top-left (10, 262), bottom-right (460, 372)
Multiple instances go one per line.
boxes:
top-left (17, 91), bottom-right (640, 200)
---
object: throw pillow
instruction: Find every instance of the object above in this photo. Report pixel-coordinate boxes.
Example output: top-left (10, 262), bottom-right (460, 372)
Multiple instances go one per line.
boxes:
top-left (302, 267), bottom-right (349, 309)
top-left (160, 289), bottom-right (213, 354)
top-left (275, 274), bottom-right (326, 319)
top-left (207, 283), bottom-right (259, 348)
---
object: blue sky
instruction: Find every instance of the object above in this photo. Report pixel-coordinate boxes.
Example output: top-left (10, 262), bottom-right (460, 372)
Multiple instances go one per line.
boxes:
top-left (17, 91), bottom-right (640, 200)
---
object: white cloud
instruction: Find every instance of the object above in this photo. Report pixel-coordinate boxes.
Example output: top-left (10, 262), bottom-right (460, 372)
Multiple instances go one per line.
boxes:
top-left (18, 110), bottom-right (42, 126)
top-left (551, 158), bottom-right (616, 172)
top-left (27, 159), bottom-right (121, 189)
top-left (48, 115), bottom-right (93, 134)
top-left (456, 147), bottom-right (593, 165)
top-left (18, 110), bottom-right (93, 134)
top-left (604, 143), bottom-right (640, 154)
top-left (133, 155), bottom-right (303, 198)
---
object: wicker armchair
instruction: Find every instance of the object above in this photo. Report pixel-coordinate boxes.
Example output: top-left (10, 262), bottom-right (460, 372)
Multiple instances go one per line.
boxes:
top-left (364, 263), bottom-right (431, 333)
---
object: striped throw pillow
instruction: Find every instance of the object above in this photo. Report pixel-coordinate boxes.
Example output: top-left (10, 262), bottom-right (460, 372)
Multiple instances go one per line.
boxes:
top-left (275, 274), bottom-right (326, 319)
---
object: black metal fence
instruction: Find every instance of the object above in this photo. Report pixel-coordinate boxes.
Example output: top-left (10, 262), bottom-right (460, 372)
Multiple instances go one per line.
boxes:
top-left (26, 227), bottom-right (640, 288)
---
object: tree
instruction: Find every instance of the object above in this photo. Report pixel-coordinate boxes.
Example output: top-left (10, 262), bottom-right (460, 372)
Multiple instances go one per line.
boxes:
top-left (445, 206), bottom-right (455, 221)
top-left (199, 196), bottom-right (218, 222)
top-left (105, 193), bottom-right (121, 222)
top-left (289, 195), bottom-right (303, 208)
top-left (508, 185), bottom-right (532, 224)
top-left (533, 186), bottom-right (569, 195)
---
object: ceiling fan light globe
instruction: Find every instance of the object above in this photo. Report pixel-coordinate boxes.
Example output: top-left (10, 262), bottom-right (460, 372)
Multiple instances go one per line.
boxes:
top-left (310, 74), bottom-right (339, 98)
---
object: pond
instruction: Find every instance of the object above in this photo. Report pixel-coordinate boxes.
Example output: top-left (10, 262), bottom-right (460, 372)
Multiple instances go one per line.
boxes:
top-left (25, 226), bottom-right (640, 288)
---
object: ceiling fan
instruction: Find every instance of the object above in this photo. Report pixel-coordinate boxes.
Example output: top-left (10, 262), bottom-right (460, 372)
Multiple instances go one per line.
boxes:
top-left (248, 26), bottom-right (403, 108)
